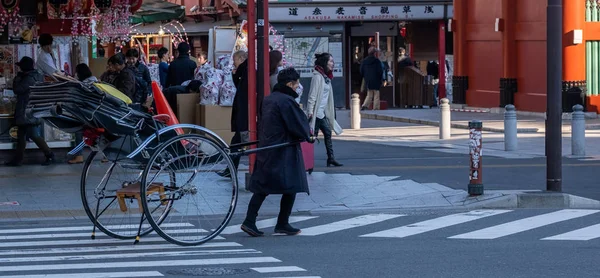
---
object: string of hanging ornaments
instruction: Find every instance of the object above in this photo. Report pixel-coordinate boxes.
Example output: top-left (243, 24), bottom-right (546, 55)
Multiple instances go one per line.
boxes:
top-left (48, 0), bottom-right (142, 42)
top-left (0, 0), bottom-right (21, 31)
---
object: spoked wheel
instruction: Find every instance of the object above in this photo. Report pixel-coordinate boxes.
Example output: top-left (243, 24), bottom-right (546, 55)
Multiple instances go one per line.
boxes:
top-left (81, 151), bottom-right (174, 239)
top-left (141, 134), bottom-right (238, 246)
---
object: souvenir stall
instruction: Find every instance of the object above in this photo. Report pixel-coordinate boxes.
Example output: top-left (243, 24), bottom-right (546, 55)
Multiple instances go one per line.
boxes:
top-left (0, 0), bottom-right (141, 162)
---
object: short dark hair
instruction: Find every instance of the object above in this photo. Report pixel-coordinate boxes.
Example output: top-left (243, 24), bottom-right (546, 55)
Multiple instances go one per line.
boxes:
top-left (277, 68), bottom-right (300, 84)
top-left (177, 42), bottom-right (190, 54)
top-left (269, 50), bottom-right (283, 76)
top-left (108, 54), bottom-right (125, 66)
top-left (157, 47), bottom-right (168, 59)
top-left (314, 53), bottom-right (332, 73)
top-left (38, 33), bottom-right (53, 47)
top-left (125, 48), bottom-right (140, 58)
top-left (75, 63), bottom-right (93, 81)
top-left (186, 80), bottom-right (202, 93)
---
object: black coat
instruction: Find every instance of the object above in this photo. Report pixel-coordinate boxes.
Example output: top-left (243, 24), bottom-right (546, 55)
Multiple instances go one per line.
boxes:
top-left (360, 56), bottom-right (384, 90)
top-left (166, 54), bottom-right (196, 87)
top-left (13, 70), bottom-right (43, 126)
top-left (249, 83), bottom-right (312, 195)
top-left (231, 60), bottom-right (249, 132)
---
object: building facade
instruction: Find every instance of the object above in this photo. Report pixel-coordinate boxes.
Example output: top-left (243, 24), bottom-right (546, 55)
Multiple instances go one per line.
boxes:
top-left (452, 0), bottom-right (600, 113)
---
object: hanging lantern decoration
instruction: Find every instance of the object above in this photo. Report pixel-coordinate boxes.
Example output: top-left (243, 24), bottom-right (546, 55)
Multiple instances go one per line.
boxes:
top-left (47, 0), bottom-right (71, 19)
top-left (70, 0), bottom-right (94, 39)
top-left (92, 0), bottom-right (132, 43)
top-left (129, 0), bottom-right (141, 13)
top-left (0, 0), bottom-right (21, 30)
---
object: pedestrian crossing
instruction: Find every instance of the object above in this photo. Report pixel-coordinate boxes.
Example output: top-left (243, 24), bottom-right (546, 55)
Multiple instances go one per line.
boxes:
top-left (0, 222), bottom-right (318, 278)
top-left (220, 209), bottom-right (600, 241)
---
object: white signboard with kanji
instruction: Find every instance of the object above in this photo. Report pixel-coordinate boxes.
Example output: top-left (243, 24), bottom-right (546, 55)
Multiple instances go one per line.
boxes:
top-left (270, 5), bottom-right (446, 22)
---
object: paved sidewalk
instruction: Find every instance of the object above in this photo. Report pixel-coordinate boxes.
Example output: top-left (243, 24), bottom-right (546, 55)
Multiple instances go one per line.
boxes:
top-left (360, 108), bottom-right (600, 133)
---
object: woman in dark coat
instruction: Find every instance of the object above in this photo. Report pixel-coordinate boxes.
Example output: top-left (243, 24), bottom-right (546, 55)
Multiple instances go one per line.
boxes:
top-left (5, 56), bottom-right (54, 166)
top-left (241, 68), bottom-right (314, 237)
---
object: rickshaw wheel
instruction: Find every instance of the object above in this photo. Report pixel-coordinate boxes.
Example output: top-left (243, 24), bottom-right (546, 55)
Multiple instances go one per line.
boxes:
top-left (81, 151), bottom-right (174, 239)
top-left (141, 133), bottom-right (238, 246)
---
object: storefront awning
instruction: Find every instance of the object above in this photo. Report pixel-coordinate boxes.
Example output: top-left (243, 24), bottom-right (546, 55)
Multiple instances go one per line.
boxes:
top-left (130, 20), bottom-right (236, 36)
top-left (130, 0), bottom-right (186, 24)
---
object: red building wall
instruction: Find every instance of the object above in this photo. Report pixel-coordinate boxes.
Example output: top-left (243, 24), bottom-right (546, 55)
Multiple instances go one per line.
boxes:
top-left (514, 0), bottom-right (546, 112)
top-left (457, 0), bottom-right (548, 112)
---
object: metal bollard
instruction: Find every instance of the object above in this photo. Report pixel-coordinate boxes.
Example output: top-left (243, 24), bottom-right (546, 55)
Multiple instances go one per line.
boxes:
top-left (571, 104), bottom-right (585, 156)
top-left (351, 93), bottom-right (361, 130)
top-left (439, 98), bottom-right (451, 139)
top-left (504, 104), bottom-right (518, 151)
top-left (468, 120), bottom-right (484, 196)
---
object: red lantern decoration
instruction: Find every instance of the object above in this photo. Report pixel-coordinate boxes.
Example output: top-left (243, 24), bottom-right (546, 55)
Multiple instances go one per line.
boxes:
top-left (400, 27), bottom-right (406, 38)
top-left (47, 0), bottom-right (72, 19)
top-left (129, 0), bottom-right (142, 13)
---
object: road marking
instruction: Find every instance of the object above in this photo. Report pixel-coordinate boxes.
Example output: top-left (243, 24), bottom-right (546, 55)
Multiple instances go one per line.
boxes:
top-left (360, 210), bottom-right (512, 238)
top-left (221, 216), bottom-right (318, 235)
top-left (0, 235), bottom-right (223, 248)
top-left (0, 242), bottom-right (242, 256)
top-left (0, 249), bottom-right (260, 263)
top-left (267, 277), bottom-right (321, 278)
top-left (0, 271), bottom-right (164, 278)
top-left (300, 214), bottom-right (404, 236)
top-left (0, 228), bottom-right (210, 240)
top-left (0, 257), bottom-right (282, 272)
top-left (449, 209), bottom-right (600, 239)
top-left (541, 224), bottom-right (600, 241)
top-left (0, 223), bottom-right (193, 234)
top-left (251, 266), bottom-right (306, 273)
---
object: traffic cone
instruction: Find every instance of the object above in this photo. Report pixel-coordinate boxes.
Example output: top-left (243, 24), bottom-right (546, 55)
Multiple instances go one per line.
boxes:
top-left (151, 81), bottom-right (184, 135)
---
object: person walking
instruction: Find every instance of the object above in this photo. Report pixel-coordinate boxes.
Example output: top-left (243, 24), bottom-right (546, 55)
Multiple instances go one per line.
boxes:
top-left (68, 63), bottom-right (98, 164)
top-left (306, 52), bottom-right (343, 167)
top-left (241, 68), bottom-right (314, 237)
top-left (217, 50), bottom-right (249, 178)
top-left (166, 42), bottom-right (196, 87)
top-left (360, 47), bottom-right (384, 110)
top-left (5, 57), bottom-right (54, 166)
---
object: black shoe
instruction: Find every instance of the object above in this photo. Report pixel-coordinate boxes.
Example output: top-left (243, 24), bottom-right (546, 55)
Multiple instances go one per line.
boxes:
top-left (274, 223), bottom-right (301, 235)
top-left (360, 106), bottom-right (367, 111)
top-left (241, 223), bottom-right (264, 237)
top-left (42, 153), bottom-right (55, 166)
top-left (327, 158), bottom-right (343, 167)
top-left (216, 169), bottom-right (231, 178)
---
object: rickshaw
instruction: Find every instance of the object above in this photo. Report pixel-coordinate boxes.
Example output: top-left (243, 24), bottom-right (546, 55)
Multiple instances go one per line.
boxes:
top-left (26, 77), bottom-right (301, 246)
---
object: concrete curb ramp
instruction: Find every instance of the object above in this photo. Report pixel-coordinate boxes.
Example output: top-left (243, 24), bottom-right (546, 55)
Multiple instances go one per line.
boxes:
top-left (468, 191), bottom-right (600, 209)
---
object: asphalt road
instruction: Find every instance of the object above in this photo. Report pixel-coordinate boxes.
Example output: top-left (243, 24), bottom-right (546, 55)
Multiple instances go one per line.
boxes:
top-left (3, 209), bottom-right (599, 277)
top-left (314, 139), bottom-right (600, 201)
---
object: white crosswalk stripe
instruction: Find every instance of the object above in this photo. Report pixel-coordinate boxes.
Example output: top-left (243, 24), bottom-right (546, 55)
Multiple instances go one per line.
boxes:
top-left (0, 222), bottom-right (314, 277)
top-left (221, 216), bottom-right (319, 235)
top-left (360, 210), bottom-right (512, 238)
top-left (541, 224), bottom-right (600, 241)
top-left (299, 214), bottom-right (404, 236)
top-left (449, 209), bottom-right (600, 239)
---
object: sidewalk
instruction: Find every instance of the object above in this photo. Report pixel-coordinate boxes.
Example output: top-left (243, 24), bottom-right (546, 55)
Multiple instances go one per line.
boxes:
top-left (360, 108), bottom-right (600, 133)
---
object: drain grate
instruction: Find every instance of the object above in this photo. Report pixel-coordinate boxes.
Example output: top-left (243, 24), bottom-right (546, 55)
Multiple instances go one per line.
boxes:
top-left (166, 267), bottom-right (251, 276)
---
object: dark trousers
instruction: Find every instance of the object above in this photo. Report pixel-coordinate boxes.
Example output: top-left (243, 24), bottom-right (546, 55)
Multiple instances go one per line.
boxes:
top-left (229, 131), bottom-right (249, 170)
top-left (314, 117), bottom-right (334, 159)
top-left (12, 125), bottom-right (52, 163)
top-left (244, 193), bottom-right (296, 226)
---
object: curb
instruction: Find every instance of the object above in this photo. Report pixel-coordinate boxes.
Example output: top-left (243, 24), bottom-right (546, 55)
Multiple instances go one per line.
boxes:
top-left (361, 113), bottom-right (539, 133)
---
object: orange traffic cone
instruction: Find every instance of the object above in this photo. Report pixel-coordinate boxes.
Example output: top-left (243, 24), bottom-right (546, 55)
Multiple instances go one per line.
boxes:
top-left (151, 81), bottom-right (184, 135)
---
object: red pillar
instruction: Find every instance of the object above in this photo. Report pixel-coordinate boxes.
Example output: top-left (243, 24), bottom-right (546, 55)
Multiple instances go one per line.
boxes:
top-left (562, 0), bottom-right (585, 82)
top-left (262, 0), bottom-right (270, 97)
top-left (438, 20), bottom-right (446, 100)
top-left (247, 0), bottom-right (257, 174)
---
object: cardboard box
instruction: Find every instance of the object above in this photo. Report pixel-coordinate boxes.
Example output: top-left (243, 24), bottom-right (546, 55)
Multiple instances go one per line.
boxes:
top-left (197, 105), bottom-right (232, 130)
top-left (176, 93), bottom-right (200, 124)
top-left (212, 129), bottom-right (235, 144)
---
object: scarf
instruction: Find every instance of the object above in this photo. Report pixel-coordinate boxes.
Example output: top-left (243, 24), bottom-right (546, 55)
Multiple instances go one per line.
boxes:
top-left (314, 65), bottom-right (333, 80)
top-left (273, 83), bottom-right (299, 99)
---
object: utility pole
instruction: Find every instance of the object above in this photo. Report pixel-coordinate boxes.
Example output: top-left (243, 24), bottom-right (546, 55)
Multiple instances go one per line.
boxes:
top-left (247, 0), bottom-right (257, 176)
top-left (546, 0), bottom-right (562, 192)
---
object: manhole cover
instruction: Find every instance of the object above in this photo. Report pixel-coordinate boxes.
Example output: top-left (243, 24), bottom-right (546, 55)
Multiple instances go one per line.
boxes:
top-left (166, 267), bottom-right (250, 276)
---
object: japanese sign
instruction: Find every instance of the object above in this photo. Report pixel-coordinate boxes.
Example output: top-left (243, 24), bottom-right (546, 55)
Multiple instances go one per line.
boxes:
top-left (271, 5), bottom-right (446, 22)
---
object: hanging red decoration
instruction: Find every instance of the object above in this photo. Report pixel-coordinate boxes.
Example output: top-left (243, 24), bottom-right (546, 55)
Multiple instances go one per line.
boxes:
top-left (48, 0), bottom-right (71, 19)
top-left (0, 0), bottom-right (21, 30)
top-left (129, 0), bottom-right (142, 13)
